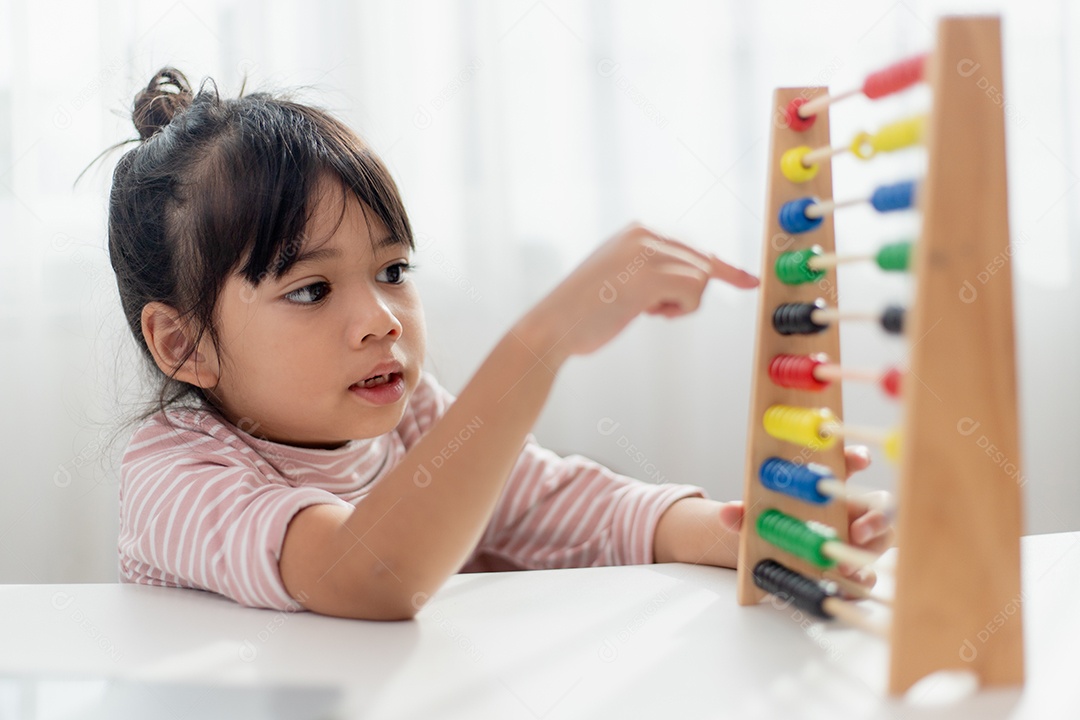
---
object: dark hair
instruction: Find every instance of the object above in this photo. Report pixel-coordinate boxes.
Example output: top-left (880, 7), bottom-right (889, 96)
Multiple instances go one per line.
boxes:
top-left (108, 68), bottom-right (413, 419)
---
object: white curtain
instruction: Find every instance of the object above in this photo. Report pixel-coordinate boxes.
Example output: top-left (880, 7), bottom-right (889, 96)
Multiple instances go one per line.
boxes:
top-left (1, 0), bottom-right (1077, 583)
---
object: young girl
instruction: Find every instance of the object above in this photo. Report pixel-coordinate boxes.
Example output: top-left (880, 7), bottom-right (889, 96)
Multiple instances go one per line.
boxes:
top-left (111, 68), bottom-right (889, 620)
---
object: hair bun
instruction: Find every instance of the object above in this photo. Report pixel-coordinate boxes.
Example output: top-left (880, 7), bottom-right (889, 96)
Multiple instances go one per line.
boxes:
top-left (133, 68), bottom-right (193, 140)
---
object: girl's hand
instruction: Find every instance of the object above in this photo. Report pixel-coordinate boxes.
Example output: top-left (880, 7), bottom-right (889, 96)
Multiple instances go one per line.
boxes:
top-left (517, 223), bottom-right (758, 362)
top-left (653, 446), bottom-right (895, 588)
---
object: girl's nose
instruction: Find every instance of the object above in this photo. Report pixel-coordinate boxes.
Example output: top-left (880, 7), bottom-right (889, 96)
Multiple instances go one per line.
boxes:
top-left (350, 294), bottom-right (403, 346)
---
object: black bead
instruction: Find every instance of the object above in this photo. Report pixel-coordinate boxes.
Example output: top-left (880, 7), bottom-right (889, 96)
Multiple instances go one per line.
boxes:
top-left (752, 559), bottom-right (832, 618)
top-left (773, 299), bottom-right (828, 335)
top-left (881, 305), bottom-right (905, 334)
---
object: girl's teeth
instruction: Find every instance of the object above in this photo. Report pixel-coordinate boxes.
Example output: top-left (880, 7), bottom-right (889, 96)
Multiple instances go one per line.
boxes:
top-left (362, 374), bottom-right (390, 388)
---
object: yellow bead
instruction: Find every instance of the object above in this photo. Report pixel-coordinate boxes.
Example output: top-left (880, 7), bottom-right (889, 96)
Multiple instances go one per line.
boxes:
top-left (850, 132), bottom-right (875, 160)
top-left (763, 405), bottom-right (838, 450)
top-left (851, 115), bottom-right (925, 160)
top-left (780, 146), bottom-right (819, 184)
top-left (883, 430), bottom-right (902, 463)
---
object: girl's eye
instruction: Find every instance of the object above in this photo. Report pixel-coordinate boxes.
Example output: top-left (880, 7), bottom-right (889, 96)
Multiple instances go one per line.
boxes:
top-left (377, 262), bottom-right (412, 285)
top-left (284, 282), bottom-right (331, 305)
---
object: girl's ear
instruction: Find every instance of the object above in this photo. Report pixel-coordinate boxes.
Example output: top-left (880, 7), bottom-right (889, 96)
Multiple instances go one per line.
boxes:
top-left (141, 302), bottom-right (220, 389)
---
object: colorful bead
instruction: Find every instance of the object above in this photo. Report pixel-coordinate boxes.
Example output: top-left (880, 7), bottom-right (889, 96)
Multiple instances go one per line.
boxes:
top-left (780, 146), bottom-right (819, 183)
top-left (757, 509), bottom-right (836, 569)
top-left (884, 430), bottom-right (902, 463)
top-left (773, 300), bottom-right (828, 335)
top-left (870, 180), bottom-right (917, 212)
top-left (753, 559), bottom-right (833, 618)
top-left (759, 458), bottom-right (834, 504)
top-left (775, 247), bottom-right (825, 285)
top-left (850, 116), bottom-right (925, 159)
top-left (768, 354), bottom-right (830, 391)
top-left (862, 54), bottom-right (928, 100)
top-left (880, 367), bottom-right (903, 398)
top-left (875, 241), bottom-right (912, 271)
top-left (763, 404), bottom-right (839, 450)
top-left (784, 97), bottom-right (816, 131)
top-left (881, 305), bottom-right (905, 334)
top-left (778, 197), bottom-right (823, 234)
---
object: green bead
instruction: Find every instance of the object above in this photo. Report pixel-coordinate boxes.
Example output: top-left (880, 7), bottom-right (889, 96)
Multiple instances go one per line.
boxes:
top-left (756, 509), bottom-right (835, 568)
top-left (875, 241), bottom-right (912, 271)
top-left (775, 248), bottom-right (824, 285)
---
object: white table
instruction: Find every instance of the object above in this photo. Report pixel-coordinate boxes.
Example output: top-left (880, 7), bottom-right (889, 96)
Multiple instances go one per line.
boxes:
top-left (1, 532), bottom-right (1078, 719)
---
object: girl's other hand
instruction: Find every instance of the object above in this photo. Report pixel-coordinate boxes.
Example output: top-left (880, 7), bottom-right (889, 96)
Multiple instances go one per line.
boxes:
top-left (517, 222), bottom-right (758, 363)
top-left (716, 445), bottom-right (894, 587)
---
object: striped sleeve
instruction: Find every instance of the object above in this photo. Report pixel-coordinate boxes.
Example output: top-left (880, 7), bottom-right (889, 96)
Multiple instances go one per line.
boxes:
top-left (118, 424), bottom-right (349, 610)
top-left (471, 440), bottom-right (707, 569)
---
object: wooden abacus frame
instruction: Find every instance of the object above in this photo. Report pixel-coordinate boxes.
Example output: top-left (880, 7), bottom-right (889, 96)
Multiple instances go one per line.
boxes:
top-left (736, 16), bottom-right (1025, 695)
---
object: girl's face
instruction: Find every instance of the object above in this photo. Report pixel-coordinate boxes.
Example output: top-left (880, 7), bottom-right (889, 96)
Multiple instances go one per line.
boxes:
top-left (208, 182), bottom-right (426, 449)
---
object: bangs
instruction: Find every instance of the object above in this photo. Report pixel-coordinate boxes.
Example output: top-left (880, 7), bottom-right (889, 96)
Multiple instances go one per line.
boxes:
top-left (269, 176), bottom-right (413, 281)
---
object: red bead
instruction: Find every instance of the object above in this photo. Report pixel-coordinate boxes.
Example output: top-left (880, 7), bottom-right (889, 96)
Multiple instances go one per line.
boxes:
top-left (880, 367), bottom-right (903, 398)
top-left (862, 54), bottom-right (927, 100)
top-left (768, 354), bottom-right (829, 391)
top-left (784, 97), bottom-right (816, 131)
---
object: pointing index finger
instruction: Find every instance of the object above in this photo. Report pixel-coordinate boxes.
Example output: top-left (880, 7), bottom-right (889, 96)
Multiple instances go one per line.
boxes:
top-left (708, 254), bottom-right (759, 289)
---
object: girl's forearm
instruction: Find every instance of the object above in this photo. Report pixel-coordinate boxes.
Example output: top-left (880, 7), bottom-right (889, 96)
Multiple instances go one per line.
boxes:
top-left (653, 497), bottom-right (739, 569)
top-left (339, 311), bottom-right (568, 607)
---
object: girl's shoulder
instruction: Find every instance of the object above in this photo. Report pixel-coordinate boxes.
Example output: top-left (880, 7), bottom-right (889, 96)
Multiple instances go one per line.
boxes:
top-left (121, 404), bottom-right (251, 468)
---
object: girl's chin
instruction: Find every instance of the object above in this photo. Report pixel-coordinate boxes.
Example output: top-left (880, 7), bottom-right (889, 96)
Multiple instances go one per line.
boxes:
top-left (229, 385), bottom-right (412, 448)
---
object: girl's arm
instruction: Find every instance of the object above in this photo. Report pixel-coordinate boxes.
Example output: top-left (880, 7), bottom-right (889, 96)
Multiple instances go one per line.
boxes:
top-left (280, 224), bottom-right (758, 619)
top-left (280, 320), bottom-right (562, 619)
top-left (652, 448), bottom-right (894, 574)
top-left (463, 441), bottom-right (707, 571)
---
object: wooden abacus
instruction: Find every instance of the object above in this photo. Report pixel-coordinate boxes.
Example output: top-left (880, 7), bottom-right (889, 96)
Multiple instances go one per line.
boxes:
top-left (736, 16), bottom-right (1025, 695)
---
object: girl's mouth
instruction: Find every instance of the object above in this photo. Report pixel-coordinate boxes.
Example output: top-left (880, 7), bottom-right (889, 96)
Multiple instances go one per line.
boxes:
top-left (356, 373), bottom-right (394, 389)
top-left (349, 373), bottom-right (405, 405)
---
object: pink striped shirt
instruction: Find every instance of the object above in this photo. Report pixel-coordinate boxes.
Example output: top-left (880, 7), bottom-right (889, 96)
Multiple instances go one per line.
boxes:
top-left (118, 372), bottom-right (706, 610)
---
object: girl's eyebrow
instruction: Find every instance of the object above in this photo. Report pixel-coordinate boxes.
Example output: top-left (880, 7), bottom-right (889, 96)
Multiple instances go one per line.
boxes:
top-left (374, 234), bottom-right (407, 250)
top-left (281, 246), bottom-right (342, 277)
top-left (292, 246), bottom-right (342, 267)
top-left (283, 235), bottom-right (404, 276)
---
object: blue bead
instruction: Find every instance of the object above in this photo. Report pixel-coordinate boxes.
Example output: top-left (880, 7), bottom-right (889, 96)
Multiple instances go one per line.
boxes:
top-left (870, 180), bottom-right (917, 212)
top-left (759, 457), bottom-right (833, 504)
top-left (778, 197), bottom-right (824, 234)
